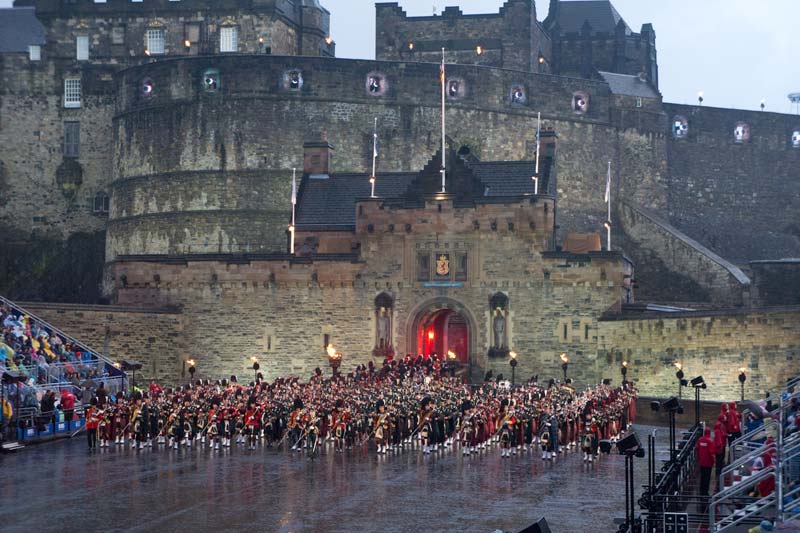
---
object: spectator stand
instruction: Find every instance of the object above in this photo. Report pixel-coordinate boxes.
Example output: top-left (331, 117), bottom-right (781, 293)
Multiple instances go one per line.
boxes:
top-left (1, 295), bottom-right (126, 447)
top-left (709, 375), bottom-right (800, 531)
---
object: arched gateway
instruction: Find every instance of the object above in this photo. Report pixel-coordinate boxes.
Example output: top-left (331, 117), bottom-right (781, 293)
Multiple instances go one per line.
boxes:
top-left (406, 297), bottom-right (480, 369)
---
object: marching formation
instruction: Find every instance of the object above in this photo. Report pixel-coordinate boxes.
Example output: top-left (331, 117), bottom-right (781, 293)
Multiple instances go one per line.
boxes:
top-left (83, 357), bottom-right (637, 463)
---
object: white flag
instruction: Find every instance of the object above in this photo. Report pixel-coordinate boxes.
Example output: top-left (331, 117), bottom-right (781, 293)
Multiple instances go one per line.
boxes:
top-left (291, 171), bottom-right (297, 205)
top-left (604, 162), bottom-right (611, 204)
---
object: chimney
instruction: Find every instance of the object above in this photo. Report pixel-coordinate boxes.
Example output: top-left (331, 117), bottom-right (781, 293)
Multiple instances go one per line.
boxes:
top-left (303, 137), bottom-right (334, 175)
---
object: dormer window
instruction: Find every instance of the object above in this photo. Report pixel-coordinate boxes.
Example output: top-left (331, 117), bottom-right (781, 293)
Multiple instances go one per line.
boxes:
top-left (29, 45), bottom-right (41, 61)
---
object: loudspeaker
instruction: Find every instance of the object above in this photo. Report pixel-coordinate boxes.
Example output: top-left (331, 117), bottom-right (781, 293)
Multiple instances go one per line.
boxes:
top-left (616, 432), bottom-right (642, 453)
top-left (120, 360), bottom-right (143, 371)
top-left (518, 517), bottom-right (551, 533)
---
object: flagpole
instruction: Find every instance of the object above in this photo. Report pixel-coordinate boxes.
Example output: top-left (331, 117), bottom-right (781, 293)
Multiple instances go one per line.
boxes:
top-left (606, 161), bottom-right (612, 251)
top-left (371, 117), bottom-right (377, 198)
top-left (290, 168), bottom-right (296, 254)
top-left (534, 111), bottom-right (541, 195)
top-left (441, 47), bottom-right (446, 193)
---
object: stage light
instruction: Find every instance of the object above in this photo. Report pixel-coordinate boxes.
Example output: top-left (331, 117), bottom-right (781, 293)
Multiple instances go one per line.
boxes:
top-left (690, 375), bottom-right (705, 387)
top-left (325, 36), bottom-right (333, 46)
top-left (408, 42), bottom-right (414, 51)
top-left (476, 45), bottom-right (484, 56)
top-left (184, 40), bottom-right (191, 48)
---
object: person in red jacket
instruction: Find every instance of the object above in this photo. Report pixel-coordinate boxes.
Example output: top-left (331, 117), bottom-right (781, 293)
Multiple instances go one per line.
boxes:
top-left (726, 402), bottom-right (742, 443)
top-left (60, 388), bottom-right (76, 425)
top-left (713, 415), bottom-right (728, 490)
top-left (85, 397), bottom-right (100, 450)
top-left (696, 426), bottom-right (717, 496)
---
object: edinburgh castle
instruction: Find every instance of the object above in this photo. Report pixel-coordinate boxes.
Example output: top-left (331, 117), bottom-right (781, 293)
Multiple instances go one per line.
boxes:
top-left (1, 0), bottom-right (798, 398)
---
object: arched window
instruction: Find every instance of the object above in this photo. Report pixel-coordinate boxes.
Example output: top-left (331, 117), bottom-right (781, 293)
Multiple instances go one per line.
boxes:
top-left (93, 191), bottom-right (109, 215)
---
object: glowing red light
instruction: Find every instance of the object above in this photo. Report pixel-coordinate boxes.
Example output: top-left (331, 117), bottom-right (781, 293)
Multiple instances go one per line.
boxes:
top-left (428, 330), bottom-right (435, 341)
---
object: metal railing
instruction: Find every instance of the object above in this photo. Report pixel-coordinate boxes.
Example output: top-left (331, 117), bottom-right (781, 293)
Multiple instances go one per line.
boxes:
top-left (708, 374), bottom-right (800, 531)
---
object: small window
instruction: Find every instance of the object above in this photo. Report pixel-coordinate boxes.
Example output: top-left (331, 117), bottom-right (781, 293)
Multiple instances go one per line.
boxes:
top-left (28, 45), bottom-right (41, 61)
top-left (635, 97), bottom-right (643, 108)
top-left (76, 36), bottom-right (89, 61)
top-left (93, 192), bottom-right (109, 214)
top-left (584, 324), bottom-right (590, 340)
top-left (202, 69), bottom-right (221, 92)
top-left (185, 22), bottom-right (201, 45)
top-left (455, 252), bottom-right (468, 281)
top-left (323, 333), bottom-right (330, 350)
top-left (220, 26), bottom-right (238, 53)
top-left (63, 122), bottom-right (80, 158)
top-left (417, 253), bottom-right (430, 281)
top-left (111, 26), bottom-right (126, 45)
top-left (562, 324), bottom-right (568, 340)
top-left (64, 78), bottom-right (81, 108)
top-left (146, 28), bottom-right (165, 55)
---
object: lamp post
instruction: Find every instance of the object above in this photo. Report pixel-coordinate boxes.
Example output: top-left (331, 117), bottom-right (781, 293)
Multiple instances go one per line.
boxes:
top-left (621, 360), bottom-right (628, 385)
top-left (560, 353), bottom-right (569, 383)
top-left (738, 368), bottom-right (747, 402)
top-left (691, 376), bottom-right (706, 428)
top-left (326, 344), bottom-right (343, 379)
top-left (509, 351), bottom-right (518, 388)
top-left (187, 359), bottom-right (196, 385)
top-left (698, 91), bottom-right (704, 106)
top-left (674, 362), bottom-right (685, 399)
top-left (250, 357), bottom-right (260, 383)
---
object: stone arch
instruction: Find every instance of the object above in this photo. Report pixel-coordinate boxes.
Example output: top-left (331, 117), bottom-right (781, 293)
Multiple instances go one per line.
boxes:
top-left (404, 296), bottom-right (481, 368)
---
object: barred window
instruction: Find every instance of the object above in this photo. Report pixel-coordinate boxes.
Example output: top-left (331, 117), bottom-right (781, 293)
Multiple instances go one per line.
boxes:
top-left (63, 122), bottom-right (80, 158)
top-left (146, 29), bottom-right (165, 55)
top-left (64, 78), bottom-right (81, 108)
top-left (93, 192), bottom-right (109, 215)
top-left (220, 26), bottom-right (238, 53)
top-left (76, 36), bottom-right (89, 61)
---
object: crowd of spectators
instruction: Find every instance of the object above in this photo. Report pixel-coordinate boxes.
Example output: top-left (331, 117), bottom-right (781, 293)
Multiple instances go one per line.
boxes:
top-left (1, 303), bottom-right (118, 437)
top-left (697, 386), bottom-right (800, 532)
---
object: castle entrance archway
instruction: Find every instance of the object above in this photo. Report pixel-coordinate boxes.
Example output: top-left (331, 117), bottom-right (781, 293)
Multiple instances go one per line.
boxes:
top-left (406, 297), bottom-right (479, 370)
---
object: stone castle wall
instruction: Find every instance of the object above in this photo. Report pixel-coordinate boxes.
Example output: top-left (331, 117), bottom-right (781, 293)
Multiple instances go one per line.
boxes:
top-left (20, 301), bottom-right (184, 383)
top-left (618, 200), bottom-right (751, 306)
top-left (664, 103), bottom-right (800, 264)
top-left (598, 307), bottom-right (800, 401)
top-left (108, 54), bottom-right (668, 259)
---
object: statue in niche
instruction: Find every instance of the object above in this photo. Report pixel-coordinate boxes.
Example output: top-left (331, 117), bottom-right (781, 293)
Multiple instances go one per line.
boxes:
top-left (373, 294), bottom-right (395, 359)
top-left (377, 307), bottom-right (391, 349)
top-left (492, 307), bottom-right (507, 350)
top-left (488, 292), bottom-right (510, 358)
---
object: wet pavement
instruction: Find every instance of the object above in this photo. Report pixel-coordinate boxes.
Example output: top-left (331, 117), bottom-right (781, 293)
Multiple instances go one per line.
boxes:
top-left (0, 425), bottom-right (672, 533)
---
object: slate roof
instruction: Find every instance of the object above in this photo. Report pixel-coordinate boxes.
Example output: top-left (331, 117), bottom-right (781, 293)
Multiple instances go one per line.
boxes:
top-left (598, 71), bottom-right (660, 99)
top-left (295, 157), bottom-right (546, 229)
top-left (550, 1), bottom-right (631, 36)
top-left (0, 8), bottom-right (45, 53)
